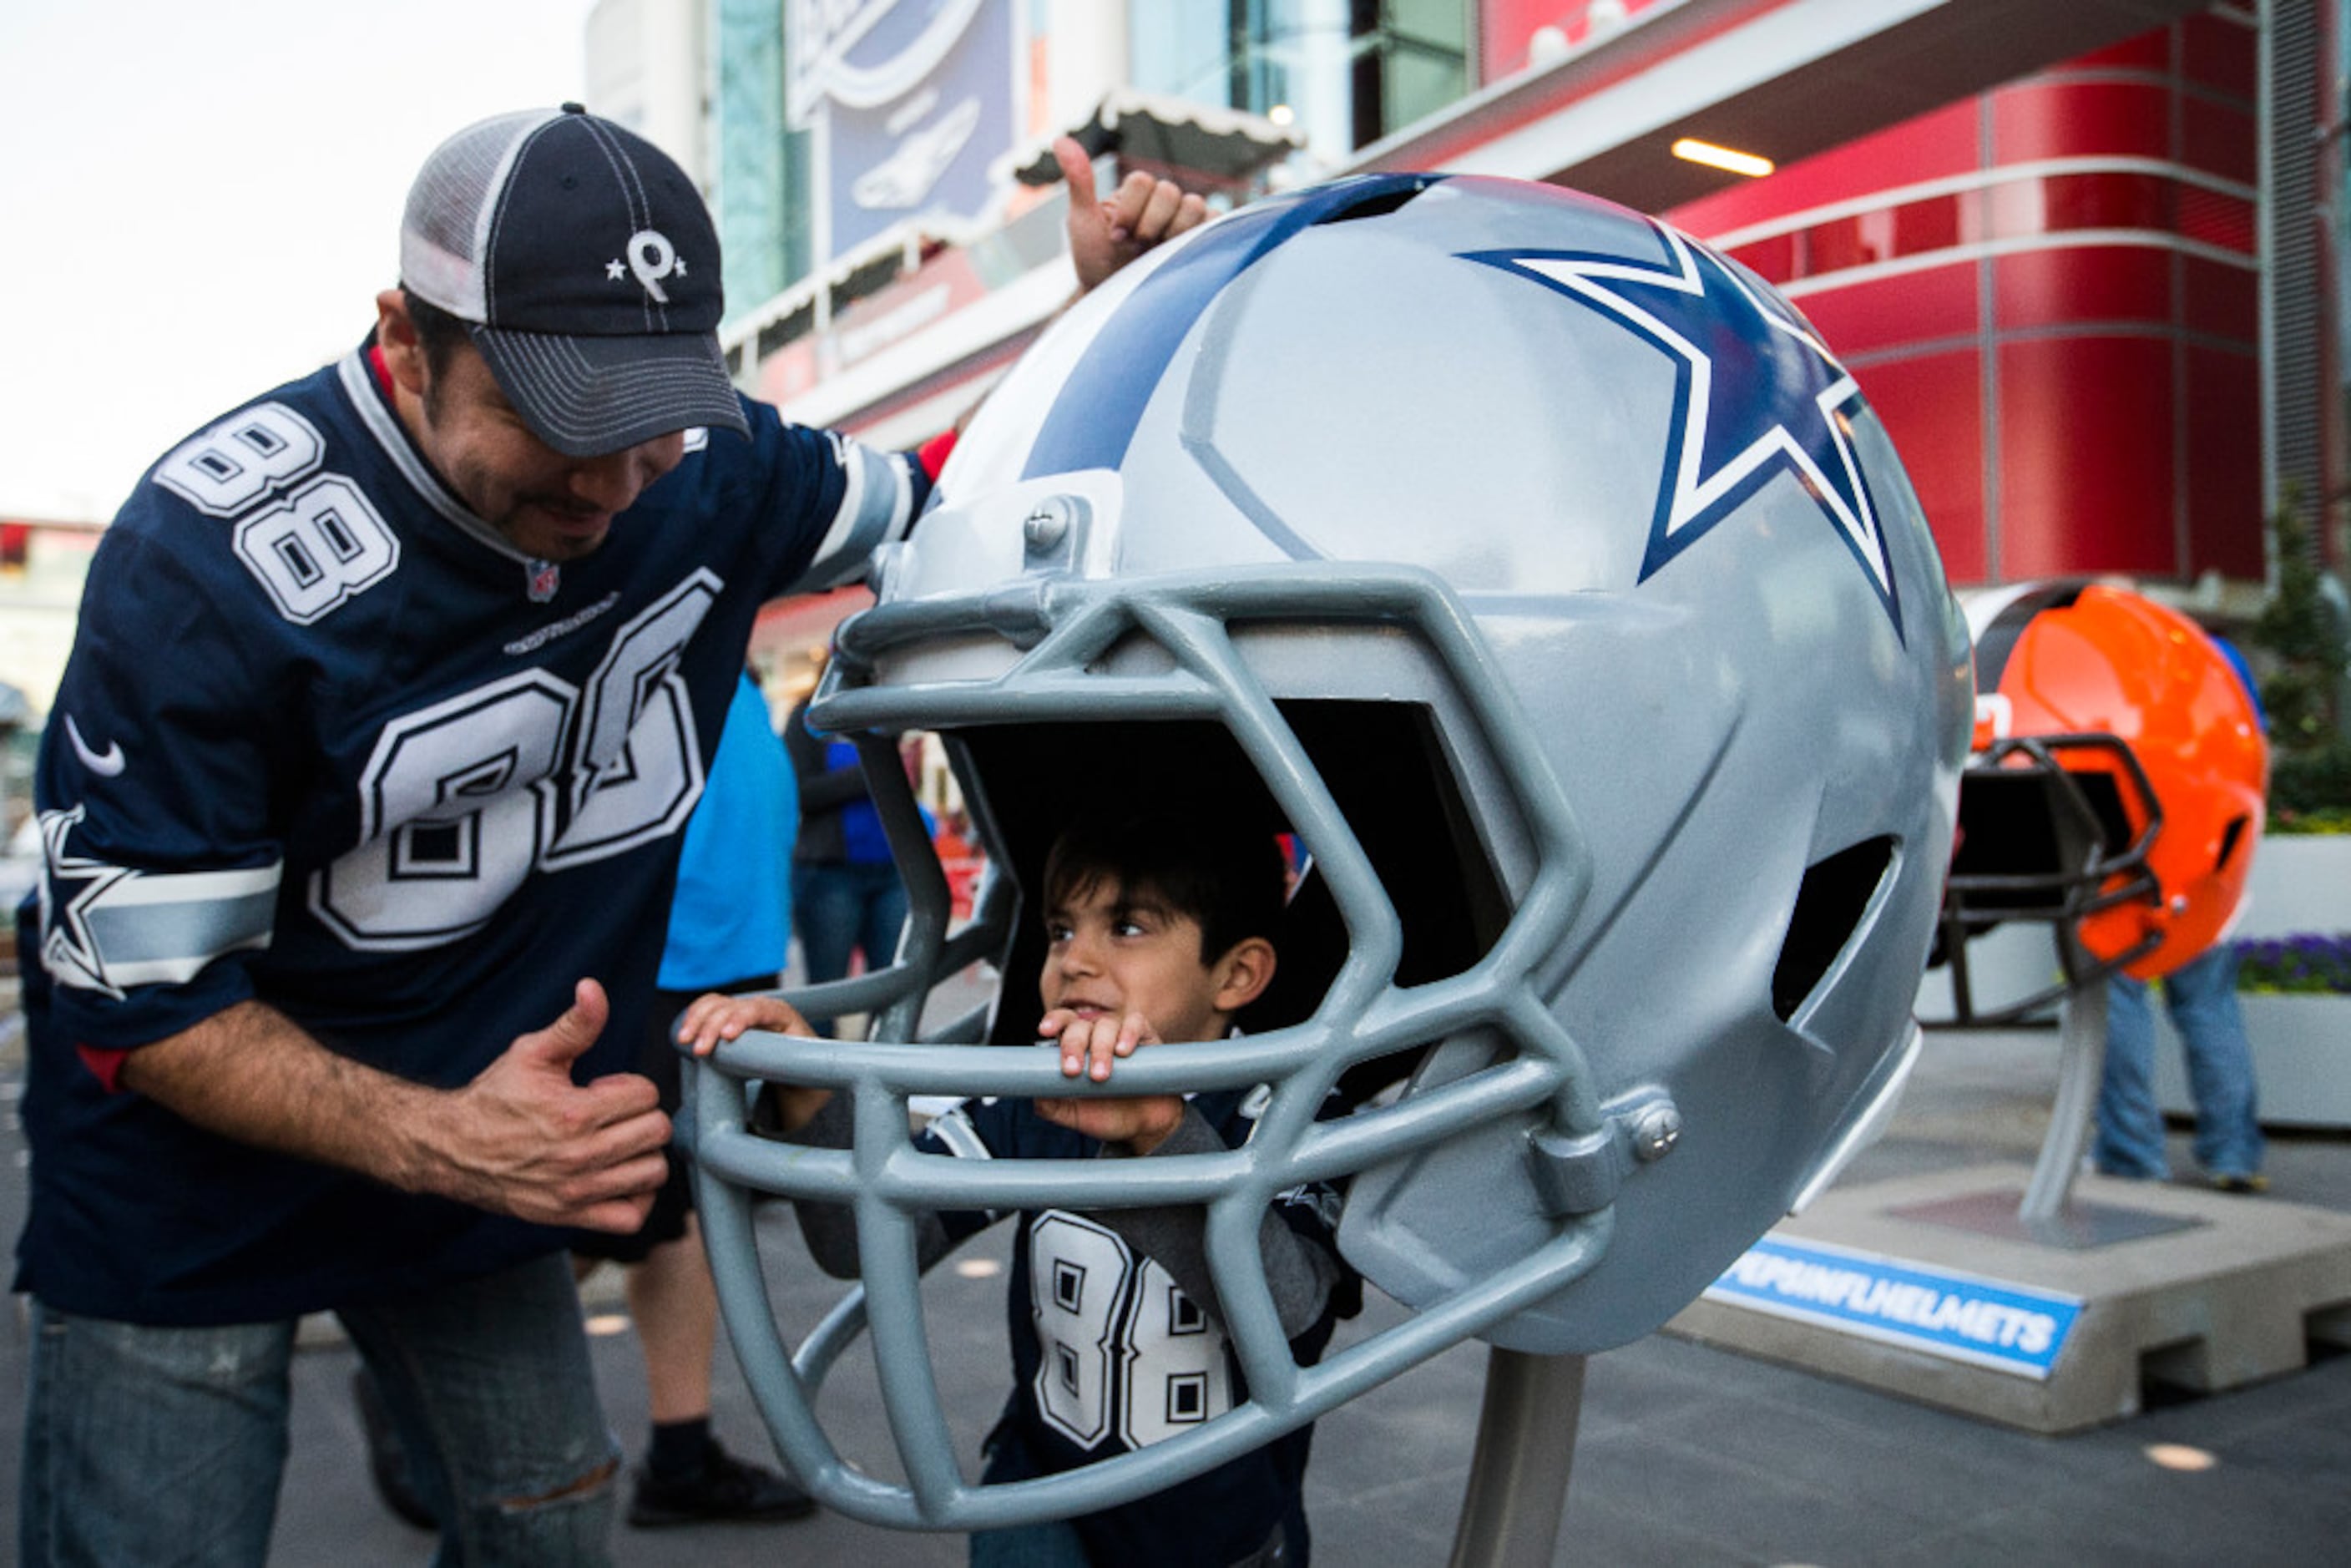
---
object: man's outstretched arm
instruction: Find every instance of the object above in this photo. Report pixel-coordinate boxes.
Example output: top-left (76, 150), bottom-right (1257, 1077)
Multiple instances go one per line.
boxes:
top-left (117, 979), bottom-right (671, 1233)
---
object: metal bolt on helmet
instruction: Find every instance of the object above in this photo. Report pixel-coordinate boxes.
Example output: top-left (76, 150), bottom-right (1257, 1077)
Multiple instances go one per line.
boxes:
top-left (684, 170), bottom-right (1971, 1532)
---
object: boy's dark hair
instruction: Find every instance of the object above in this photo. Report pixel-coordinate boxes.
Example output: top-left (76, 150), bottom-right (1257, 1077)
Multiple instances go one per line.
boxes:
top-left (400, 286), bottom-right (473, 381)
top-left (1043, 807), bottom-right (1287, 964)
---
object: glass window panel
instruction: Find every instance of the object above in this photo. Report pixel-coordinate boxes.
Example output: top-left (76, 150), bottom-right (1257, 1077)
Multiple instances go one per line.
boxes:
top-left (1729, 234), bottom-right (1797, 286)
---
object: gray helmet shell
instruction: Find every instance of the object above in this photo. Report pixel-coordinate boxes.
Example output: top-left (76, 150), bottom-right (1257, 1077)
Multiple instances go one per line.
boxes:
top-left (689, 173), bottom-right (1972, 1530)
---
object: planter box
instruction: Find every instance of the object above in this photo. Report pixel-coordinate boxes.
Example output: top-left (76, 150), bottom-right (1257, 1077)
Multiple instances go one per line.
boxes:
top-left (2237, 834), bottom-right (2351, 939)
top-left (2156, 993), bottom-right (2351, 1130)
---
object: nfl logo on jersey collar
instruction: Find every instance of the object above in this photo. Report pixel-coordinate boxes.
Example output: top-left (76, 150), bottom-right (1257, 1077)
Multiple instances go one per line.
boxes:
top-left (397, 104), bottom-right (750, 460)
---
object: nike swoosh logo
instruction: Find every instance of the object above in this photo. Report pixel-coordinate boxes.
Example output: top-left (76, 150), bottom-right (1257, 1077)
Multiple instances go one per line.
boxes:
top-left (65, 715), bottom-right (125, 776)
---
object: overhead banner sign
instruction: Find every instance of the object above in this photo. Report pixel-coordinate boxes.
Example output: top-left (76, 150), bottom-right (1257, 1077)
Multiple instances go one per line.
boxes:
top-left (1703, 1235), bottom-right (2083, 1380)
top-left (786, 0), bottom-right (1020, 266)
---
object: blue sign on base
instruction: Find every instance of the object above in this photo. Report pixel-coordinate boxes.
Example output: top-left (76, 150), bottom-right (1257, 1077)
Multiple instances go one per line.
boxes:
top-left (1703, 1234), bottom-right (2083, 1379)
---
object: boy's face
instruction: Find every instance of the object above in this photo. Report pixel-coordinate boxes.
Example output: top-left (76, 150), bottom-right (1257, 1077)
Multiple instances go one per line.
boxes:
top-left (1039, 874), bottom-right (1232, 1044)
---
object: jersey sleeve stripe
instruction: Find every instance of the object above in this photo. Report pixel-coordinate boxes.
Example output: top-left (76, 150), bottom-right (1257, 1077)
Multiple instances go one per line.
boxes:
top-left (801, 441), bottom-right (917, 589)
top-left (927, 1102), bottom-right (994, 1162)
top-left (53, 863), bottom-right (281, 992)
top-left (925, 1103), bottom-right (1004, 1224)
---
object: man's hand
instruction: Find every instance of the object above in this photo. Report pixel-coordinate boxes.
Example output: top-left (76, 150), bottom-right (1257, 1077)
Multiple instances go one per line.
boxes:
top-left (1035, 1004), bottom-right (1186, 1154)
top-left (427, 979), bottom-right (671, 1233)
top-left (116, 986), bottom-right (669, 1235)
top-left (1058, 134), bottom-right (1209, 296)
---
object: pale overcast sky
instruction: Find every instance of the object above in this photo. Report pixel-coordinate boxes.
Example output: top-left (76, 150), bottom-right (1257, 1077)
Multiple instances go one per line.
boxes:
top-left (0, 0), bottom-right (601, 521)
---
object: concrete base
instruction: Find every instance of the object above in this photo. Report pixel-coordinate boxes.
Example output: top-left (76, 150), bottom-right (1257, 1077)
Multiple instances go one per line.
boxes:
top-left (1666, 1161), bottom-right (2351, 1433)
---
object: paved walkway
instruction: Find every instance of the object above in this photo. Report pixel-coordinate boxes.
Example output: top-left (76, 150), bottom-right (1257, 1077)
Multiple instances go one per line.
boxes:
top-left (2, 1020), bottom-right (2347, 1565)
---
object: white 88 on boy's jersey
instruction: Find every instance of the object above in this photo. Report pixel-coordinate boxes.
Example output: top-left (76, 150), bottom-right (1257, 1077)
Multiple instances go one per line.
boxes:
top-left (1027, 1211), bottom-right (1233, 1452)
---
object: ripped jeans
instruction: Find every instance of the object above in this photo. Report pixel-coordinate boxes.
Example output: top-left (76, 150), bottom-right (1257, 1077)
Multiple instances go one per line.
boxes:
top-left (20, 1251), bottom-right (620, 1567)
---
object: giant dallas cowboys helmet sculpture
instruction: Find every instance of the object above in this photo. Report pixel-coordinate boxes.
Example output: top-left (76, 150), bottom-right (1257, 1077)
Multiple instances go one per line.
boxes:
top-left (688, 173), bottom-right (1972, 1530)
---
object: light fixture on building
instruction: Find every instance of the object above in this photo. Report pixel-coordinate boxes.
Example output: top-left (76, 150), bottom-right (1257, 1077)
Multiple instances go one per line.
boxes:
top-left (1671, 137), bottom-right (1774, 178)
top-left (1268, 104), bottom-right (1295, 127)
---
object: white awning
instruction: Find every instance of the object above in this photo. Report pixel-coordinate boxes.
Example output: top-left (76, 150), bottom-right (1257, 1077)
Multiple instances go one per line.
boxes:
top-left (1002, 89), bottom-right (1304, 189)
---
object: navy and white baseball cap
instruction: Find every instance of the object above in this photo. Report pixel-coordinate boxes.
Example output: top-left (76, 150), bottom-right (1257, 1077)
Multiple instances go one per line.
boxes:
top-left (398, 104), bottom-right (751, 457)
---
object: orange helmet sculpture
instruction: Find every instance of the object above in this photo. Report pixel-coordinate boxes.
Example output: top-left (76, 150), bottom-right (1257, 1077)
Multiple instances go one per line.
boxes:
top-left (1934, 580), bottom-right (2268, 1024)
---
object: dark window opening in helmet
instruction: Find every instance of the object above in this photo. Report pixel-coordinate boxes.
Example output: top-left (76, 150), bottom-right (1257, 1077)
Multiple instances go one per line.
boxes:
top-left (2217, 813), bottom-right (2250, 873)
top-left (1949, 767), bottom-right (2130, 916)
top-left (2071, 771), bottom-right (2133, 857)
top-left (1950, 771), bottom-right (2066, 907)
top-left (1270, 699), bottom-right (1510, 1109)
top-left (1772, 836), bottom-right (1897, 1023)
top-left (954, 701), bottom-right (1508, 1074)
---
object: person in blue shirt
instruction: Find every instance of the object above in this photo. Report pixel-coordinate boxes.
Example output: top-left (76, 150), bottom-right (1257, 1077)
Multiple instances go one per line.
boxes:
top-left (599, 670), bottom-right (806, 1524)
top-left (785, 660), bottom-right (915, 1029)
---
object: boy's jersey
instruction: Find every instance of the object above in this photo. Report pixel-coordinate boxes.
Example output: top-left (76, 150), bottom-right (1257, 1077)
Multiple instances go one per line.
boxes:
top-left (17, 341), bottom-right (923, 1325)
top-left (923, 1090), bottom-right (1349, 1567)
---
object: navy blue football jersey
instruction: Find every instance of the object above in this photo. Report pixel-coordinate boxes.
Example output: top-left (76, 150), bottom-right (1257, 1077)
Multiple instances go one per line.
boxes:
top-left (17, 341), bottom-right (926, 1324)
top-left (924, 1090), bottom-right (1347, 1567)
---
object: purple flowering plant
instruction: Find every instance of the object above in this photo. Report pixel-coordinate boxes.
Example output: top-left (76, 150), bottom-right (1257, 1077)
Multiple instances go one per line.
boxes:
top-left (2235, 933), bottom-right (2351, 994)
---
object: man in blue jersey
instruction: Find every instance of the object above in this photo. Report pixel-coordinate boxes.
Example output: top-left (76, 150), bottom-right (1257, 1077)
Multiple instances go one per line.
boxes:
top-left (14, 105), bottom-right (1202, 1565)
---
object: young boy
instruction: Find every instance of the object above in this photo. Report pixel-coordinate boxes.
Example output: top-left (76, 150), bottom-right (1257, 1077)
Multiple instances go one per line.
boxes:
top-left (677, 809), bottom-right (1356, 1566)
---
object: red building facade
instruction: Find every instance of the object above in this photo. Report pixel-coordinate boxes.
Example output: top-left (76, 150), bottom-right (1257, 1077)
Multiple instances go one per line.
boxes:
top-left (1665, 13), bottom-right (2265, 589)
top-left (736, 3), bottom-right (2316, 607)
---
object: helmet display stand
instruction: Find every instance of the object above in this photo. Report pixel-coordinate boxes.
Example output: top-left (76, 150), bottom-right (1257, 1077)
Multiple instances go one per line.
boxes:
top-left (1896, 978), bottom-right (2196, 1249)
top-left (2015, 978), bottom-right (2103, 1226)
top-left (1447, 1348), bottom-right (1585, 1566)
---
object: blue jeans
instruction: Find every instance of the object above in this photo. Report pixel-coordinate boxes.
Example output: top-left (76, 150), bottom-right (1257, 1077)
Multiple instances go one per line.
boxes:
top-left (793, 861), bottom-right (912, 1015)
top-left (2095, 944), bottom-right (2265, 1181)
top-left (20, 1252), bottom-right (619, 1566)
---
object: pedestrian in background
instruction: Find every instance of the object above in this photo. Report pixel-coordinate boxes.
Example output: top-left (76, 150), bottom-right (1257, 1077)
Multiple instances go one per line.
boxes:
top-left (2096, 631), bottom-right (2268, 1194)
top-left (786, 652), bottom-right (915, 1029)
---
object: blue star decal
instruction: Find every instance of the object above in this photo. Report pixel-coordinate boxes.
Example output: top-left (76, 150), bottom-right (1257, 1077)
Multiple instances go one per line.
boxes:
top-left (1463, 220), bottom-right (1902, 637)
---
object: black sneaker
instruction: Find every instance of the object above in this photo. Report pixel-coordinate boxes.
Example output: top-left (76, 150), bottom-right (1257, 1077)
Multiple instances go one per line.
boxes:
top-left (2207, 1171), bottom-right (2270, 1195)
top-left (351, 1368), bottom-right (439, 1531)
top-left (627, 1439), bottom-right (817, 1528)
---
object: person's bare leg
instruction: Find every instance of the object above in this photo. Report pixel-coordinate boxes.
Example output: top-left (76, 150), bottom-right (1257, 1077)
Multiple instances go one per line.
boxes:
top-left (627, 1216), bottom-right (718, 1424)
top-left (620, 1213), bottom-right (813, 1526)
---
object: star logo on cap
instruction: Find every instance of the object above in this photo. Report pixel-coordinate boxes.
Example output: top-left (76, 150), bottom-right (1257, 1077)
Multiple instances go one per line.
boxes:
top-left (1464, 220), bottom-right (1902, 637)
top-left (605, 260), bottom-right (626, 281)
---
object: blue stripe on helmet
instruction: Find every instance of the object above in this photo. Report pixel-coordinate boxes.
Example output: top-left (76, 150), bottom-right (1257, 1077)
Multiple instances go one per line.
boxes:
top-left (1022, 175), bottom-right (1443, 481)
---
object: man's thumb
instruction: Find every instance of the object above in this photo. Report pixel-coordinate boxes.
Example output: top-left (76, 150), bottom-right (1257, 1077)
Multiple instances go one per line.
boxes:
top-left (517, 978), bottom-right (608, 1070)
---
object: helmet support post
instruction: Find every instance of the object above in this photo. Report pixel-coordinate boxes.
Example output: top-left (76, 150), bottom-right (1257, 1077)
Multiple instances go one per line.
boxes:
top-left (2016, 979), bottom-right (2109, 1226)
top-left (1446, 1348), bottom-right (1587, 1567)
